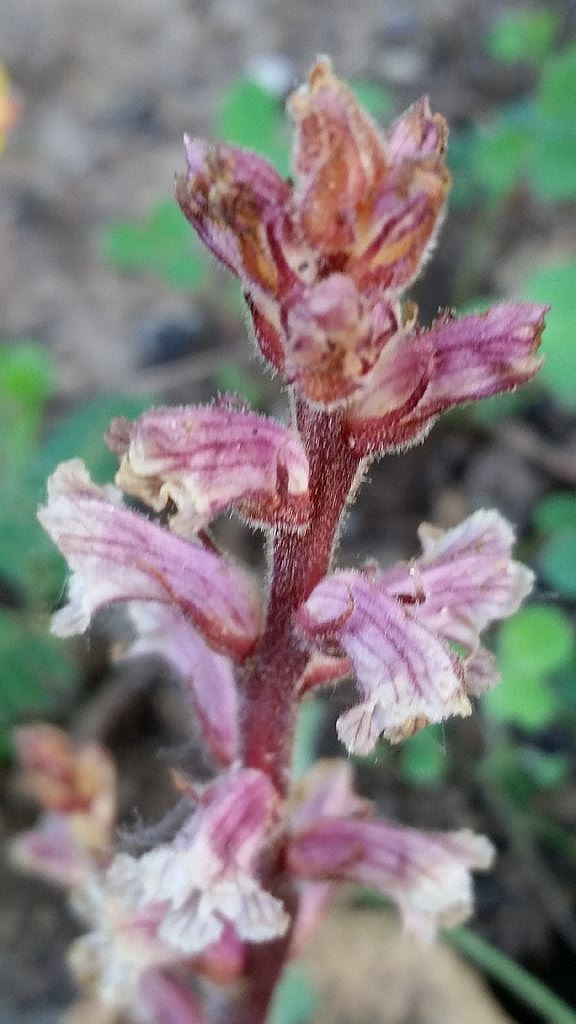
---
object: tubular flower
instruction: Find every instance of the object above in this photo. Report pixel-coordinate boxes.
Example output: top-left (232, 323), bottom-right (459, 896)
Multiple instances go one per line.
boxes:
top-left (289, 815), bottom-right (494, 942)
top-left (107, 403), bottom-right (310, 534)
top-left (343, 303), bottom-right (547, 455)
top-left (10, 726), bottom-right (116, 886)
top-left (38, 459), bottom-right (261, 660)
top-left (106, 769), bottom-right (289, 956)
top-left (296, 509), bottom-right (533, 755)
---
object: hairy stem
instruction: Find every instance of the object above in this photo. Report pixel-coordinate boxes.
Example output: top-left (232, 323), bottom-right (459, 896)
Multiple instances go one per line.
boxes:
top-left (225, 400), bottom-right (361, 1024)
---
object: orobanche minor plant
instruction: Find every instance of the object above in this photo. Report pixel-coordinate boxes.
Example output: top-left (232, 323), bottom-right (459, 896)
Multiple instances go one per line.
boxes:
top-left (15, 58), bottom-right (547, 1024)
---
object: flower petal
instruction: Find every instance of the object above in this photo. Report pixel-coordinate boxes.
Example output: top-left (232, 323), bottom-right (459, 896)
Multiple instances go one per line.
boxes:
top-left (107, 769), bottom-right (288, 956)
top-left (109, 405), bottom-right (310, 533)
top-left (126, 603), bottom-right (239, 766)
top-left (176, 137), bottom-right (291, 297)
top-left (288, 817), bottom-right (494, 941)
top-left (284, 275), bottom-right (399, 405)
top-left (345, 303), bottom-right (547, 455)
top-left (38, 460), bottom-right (261, 659)
top-left (288, 56), bottom-right (389, 256)
top-left (353, 97), bottom-right (450, 292)
top-left (380, 509), bottom-right (534, 652)
top-left (296, 571), bottom-right (470, 754)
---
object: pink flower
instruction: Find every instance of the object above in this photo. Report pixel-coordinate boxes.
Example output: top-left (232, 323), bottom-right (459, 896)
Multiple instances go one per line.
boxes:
top-left (106, 770), bottom-right (289, 956)
top-left (10, 725), bottom-right (116, 881)
top-left (108, 404), bottom-right (310, 534)
top-left (177, 58), bottom-right (545, 418)
top-left (125, 603), bottom-right (239, 766)
top-left (176, 58), bottom-right (450, 406)
top-left (344, 304), bottom-right (547, 454)
top-left (38, 459), bottom-right (261, 659)
top-left (289, 815), bottom-right (494, 942)
top-left (296, 510), bottom-right (533, 754)
top-left (67, 874), bottom-right (187, 1021)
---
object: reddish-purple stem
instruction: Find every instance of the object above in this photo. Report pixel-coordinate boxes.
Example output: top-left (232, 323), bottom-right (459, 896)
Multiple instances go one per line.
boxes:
top-left (218, 399), bottom-right (361, 1024)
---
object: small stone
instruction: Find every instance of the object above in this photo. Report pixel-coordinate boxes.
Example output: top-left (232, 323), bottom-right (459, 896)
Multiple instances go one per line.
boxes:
top-left (134, 310), bottom-right (214, 367)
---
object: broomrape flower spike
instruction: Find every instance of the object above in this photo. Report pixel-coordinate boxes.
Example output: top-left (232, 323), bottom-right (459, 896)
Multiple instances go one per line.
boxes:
top-left (21, 58), bottom-right (547, 1024)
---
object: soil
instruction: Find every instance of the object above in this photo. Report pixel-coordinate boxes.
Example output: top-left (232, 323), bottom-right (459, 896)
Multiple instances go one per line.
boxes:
top-left (1, 0), bottom-right (576, 1021)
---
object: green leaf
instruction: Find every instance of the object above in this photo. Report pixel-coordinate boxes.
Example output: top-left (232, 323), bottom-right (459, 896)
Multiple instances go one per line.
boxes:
top-left (447, 928), bottom-right (576, 1024)
top-left (522, 262), bottom-right (576, 410)
top-left (0, 341), bottom-right (56, 466)
top-left (0, 394), bottom-right (150, 601)
top-left (474, 120), bottom-right (533, 198)
top-left (534, 493), bottom-right (576, 534)
top-left (522, 747), bottom-right (570, 789)
top-left (539, 526), bottom-right (576, 599)
top-left (0, 340), bottom-right (54, 413)
top-left (529, 129), bottom-right (576, 201)
top-left (487, 9), bottom-right (558, 65)
top-left (537, 45), bottom-right (576, 120)
top-left (498, 605), bottom-right (574, 677)
top-left (485, 671), bottom-right (558, 730)
top-left (267, 965), bottom-right (316, 1024)
top-left (216, 79), bottom-right (290, 175)
top-left (102, 199), bottom-right (207, 290)
top-left (398, 725), bottom-right (447, 785)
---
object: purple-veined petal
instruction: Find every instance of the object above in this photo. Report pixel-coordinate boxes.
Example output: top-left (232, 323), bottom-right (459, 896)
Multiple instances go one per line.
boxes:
top-left (126, 603), bottom-right (238, 766)
top-left (38, 459), bottom-right (261, 660)
top-left (176, 137), bottom-right (290, 298)
top-left (386, 96), bottom-right (448, 163)
top-left (288, 817), bottom-right (494, 942)
top-left (109, 405), bottom-right (310, 533)
top-left (418, 303), bottom-right (547, 411)
top-left (379, 509), bottom-right (534, 653)
top-left (296, 571), bottom-right (470, 754)
top-left (345, 304), bottom-right (547, 455)
top-left (108, 769), bottom-right (288, 956)
top-left (288, 57), bottom-right (388, 256)
top-left (290, 759), bottom-right (370, 833)
top-left (353, 100), bottom-right (450, 293)
top-left (284, 275), bottom-right (400, 406)
top-left (344, 324), bottom-right (432, 455)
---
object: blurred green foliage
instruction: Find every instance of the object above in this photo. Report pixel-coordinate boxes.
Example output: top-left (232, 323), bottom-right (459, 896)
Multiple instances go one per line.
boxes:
top-left (450, 36), bottom-right (576, 206)
top-left (101, 198), bottom-right (208, 289)
top-left (522, 262), bottom-right (576, 411)
top-left (486, 8), bottom-right (559, 66)
top-left (0, 339), bottom-right (149, 755)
